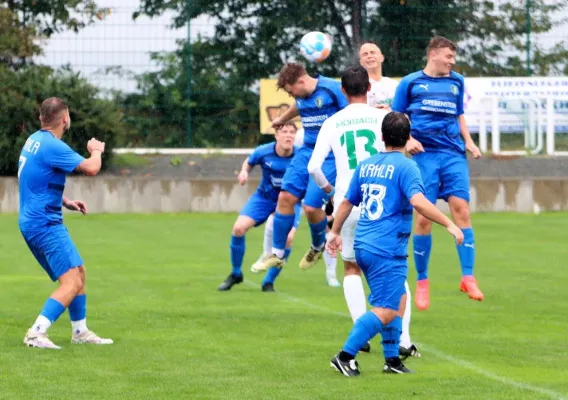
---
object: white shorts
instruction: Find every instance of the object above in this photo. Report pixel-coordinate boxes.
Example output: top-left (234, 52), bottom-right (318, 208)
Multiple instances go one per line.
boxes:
top-left (333, 194), bottom-right (360, 262)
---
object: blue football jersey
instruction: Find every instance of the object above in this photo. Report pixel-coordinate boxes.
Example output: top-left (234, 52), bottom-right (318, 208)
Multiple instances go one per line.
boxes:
top-left (392, 71), bottom-right (465, 154)
top-left (18, 130), bottom-right (85, 230)
top-left (296, 76), bottom-right (348, 148)
top-left (248, 142), bottom-right (297, 201)
top-left (345, 151), bottom-right (425, 259)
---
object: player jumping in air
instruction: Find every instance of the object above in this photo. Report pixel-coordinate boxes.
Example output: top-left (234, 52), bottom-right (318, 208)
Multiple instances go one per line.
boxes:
top-left (253, 63), bottom-right (348, 273)
top-left (392, 36), bottom-right (483, 310)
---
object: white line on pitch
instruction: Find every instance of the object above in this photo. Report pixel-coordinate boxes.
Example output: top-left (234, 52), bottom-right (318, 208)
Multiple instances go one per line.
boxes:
top-left (244, 279), bottom-right (567, 400)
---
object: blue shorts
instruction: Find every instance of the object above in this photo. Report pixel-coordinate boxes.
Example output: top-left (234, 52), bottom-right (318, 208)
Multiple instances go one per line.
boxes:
top-left (413, 151), bottom-right (470, 203)
top-left (21, 224), bottom-right (83, 282)
top-left (240, 192), bottom-right (301, 228)
top-left (281, 146), bottom-right (336, 208)
top-left (355, 248), bottom-right (407, 311)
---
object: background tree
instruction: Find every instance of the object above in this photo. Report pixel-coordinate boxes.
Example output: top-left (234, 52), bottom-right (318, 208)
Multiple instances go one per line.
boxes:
top-left (0, 1), bottom-right (123, 175)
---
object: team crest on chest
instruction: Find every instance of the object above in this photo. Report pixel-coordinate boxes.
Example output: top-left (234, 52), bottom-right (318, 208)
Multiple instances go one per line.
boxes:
top-left (450, 84), bottom-right (458, 95)
top-left (315, 97), bottom-right (324, 108)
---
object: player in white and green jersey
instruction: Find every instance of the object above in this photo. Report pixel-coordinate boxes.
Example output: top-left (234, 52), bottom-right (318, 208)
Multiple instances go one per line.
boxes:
top-left (307, 66), bottom-right (420, 359)
top-left (359, 41), bottom-right (399, 110)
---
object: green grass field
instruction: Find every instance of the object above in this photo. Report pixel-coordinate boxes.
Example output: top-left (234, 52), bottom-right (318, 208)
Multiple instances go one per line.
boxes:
top-left (1, 212), bottom-right (567, 400)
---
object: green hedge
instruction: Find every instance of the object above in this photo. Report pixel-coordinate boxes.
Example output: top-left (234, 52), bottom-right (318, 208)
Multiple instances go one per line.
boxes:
top-left (0, 65), bottom-right (126, 176)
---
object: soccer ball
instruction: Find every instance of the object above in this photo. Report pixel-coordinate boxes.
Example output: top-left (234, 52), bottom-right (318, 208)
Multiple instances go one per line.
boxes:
top-left (300, 31), bottom-right (332, 63)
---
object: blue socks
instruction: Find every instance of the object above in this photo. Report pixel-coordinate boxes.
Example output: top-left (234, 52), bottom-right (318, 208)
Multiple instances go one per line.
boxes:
top-left (381, 316), bottom-right (402, 359)
top-left (413, 234), bottom-right (432, 281)
top-left (262, 249), bottom-right (291, 285)
top-left (40, 298), bottom-right (66, 323)
top-left (230, 235), bottom-right (245, 276)
top-left (342, 311), bottom-right (383, 356)
top-left (68, 294), bottom-right (86, 321)
top-left (457, 228), bottom-right (475, 276)
top-left (308, 217), bottom-right (328, 249)
top-left (272, 212), bottom-right (296, 255)
top-left (342, 312), bottom-right (403, 360)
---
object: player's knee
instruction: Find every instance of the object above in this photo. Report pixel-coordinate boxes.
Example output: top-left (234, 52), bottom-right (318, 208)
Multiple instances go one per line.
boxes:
top-left (371, 307), bottom-right (397, 325)
top-left (449, 197), bottom-right (471, 226)
top-left (344, 261), bottom-right (361, 276)
top-left (277, 191), bottom-right (297, 211)
top-left (78, 266), bottom-right (86, 286)
top-left (303, 205), bottom-right (324, 223)
top-left (415, 213), bottom-right (433, 232)
top-left (59, 268), bottom-right (83, 295)
top-left (232, 223), bottom-right (248, 237)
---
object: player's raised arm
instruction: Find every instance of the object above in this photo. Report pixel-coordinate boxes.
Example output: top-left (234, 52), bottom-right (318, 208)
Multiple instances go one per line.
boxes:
top-left (271, 102), bottom-right (298, 128)
top-left (75, 138), bottom-right (105, 176)
top-left (307, 119), bottom-right (333, 193)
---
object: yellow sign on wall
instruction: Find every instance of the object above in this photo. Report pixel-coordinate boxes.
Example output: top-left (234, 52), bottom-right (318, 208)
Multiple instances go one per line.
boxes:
top-left (259, 79), bottom-right (300, 135)
top-left (259, 77), bottom-right (399, 134)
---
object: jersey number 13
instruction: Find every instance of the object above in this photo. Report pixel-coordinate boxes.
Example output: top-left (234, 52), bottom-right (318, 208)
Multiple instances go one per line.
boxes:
top-left (340, 130), bottom-right (379, 170)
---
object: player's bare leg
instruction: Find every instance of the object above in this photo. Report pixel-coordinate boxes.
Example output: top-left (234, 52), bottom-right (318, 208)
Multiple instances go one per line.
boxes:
top-left (299, 205), bottom-right (327, 269)
top-left (24, 267), bottom-right (83, 349)
top-left (448, 196), bottom-right (483, 301)
top-left (343, 261), bottom-right (370, 352)
top-left (253, 191), bottom-right (297, 272)
top-left (413, 214), bottom-right (433, 310)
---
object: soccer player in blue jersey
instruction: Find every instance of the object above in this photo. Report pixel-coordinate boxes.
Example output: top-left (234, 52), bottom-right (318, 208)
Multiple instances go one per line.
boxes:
top-left (19, 97), bottom-right (113, 349)
top-left (217, 122), bottom-right (302, 292)
top-left (327, 112), bottom-right (464, 376)
top-left (253, 63), bottom-right (348, 273)
top-left (392, 36), bottom-right (484, 310)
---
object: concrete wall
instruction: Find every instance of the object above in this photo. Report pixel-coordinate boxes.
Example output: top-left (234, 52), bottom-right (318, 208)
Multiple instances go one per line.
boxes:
top-left (1, 177), bottom-right (567, 214)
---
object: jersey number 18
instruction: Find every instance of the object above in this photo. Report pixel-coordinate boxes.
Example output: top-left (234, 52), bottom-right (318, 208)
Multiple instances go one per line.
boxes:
top-left (361, 183), bottom-right (387, 221)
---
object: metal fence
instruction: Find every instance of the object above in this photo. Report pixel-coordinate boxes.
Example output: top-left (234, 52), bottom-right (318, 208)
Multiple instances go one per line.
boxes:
top-left (32, 0), bottom-right (568, 150)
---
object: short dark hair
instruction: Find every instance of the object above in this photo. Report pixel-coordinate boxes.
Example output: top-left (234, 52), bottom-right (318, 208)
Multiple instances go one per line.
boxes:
top-left (341, 66), bottom-right (369, 97)
top-left (276, 121), bottom-right (297, 132)
top-left (277, 63), bottom-right (307, 89)
top-left (40, 97), bottom-right (68, 125)
top-left (382, 112), bottom-right (410, 148)
top-left (426, 36), bottom-right (457, 56)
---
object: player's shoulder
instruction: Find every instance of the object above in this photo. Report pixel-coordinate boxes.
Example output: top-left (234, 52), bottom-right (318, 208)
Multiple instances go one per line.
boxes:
top-left (449, 71), bottom-right (465, 81)
top-left (317, 75), bottom-right (340, 88)
top-left (395, 154), bottom-right (421, 176)
top-left (400, 71), bottom-right (424, 85)
top-left (359, 151), bottom-right (385, 167)
top-left (252, 142), bottom-right (275, 157)
top-left (448, 71), bottom-right (465, 87)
